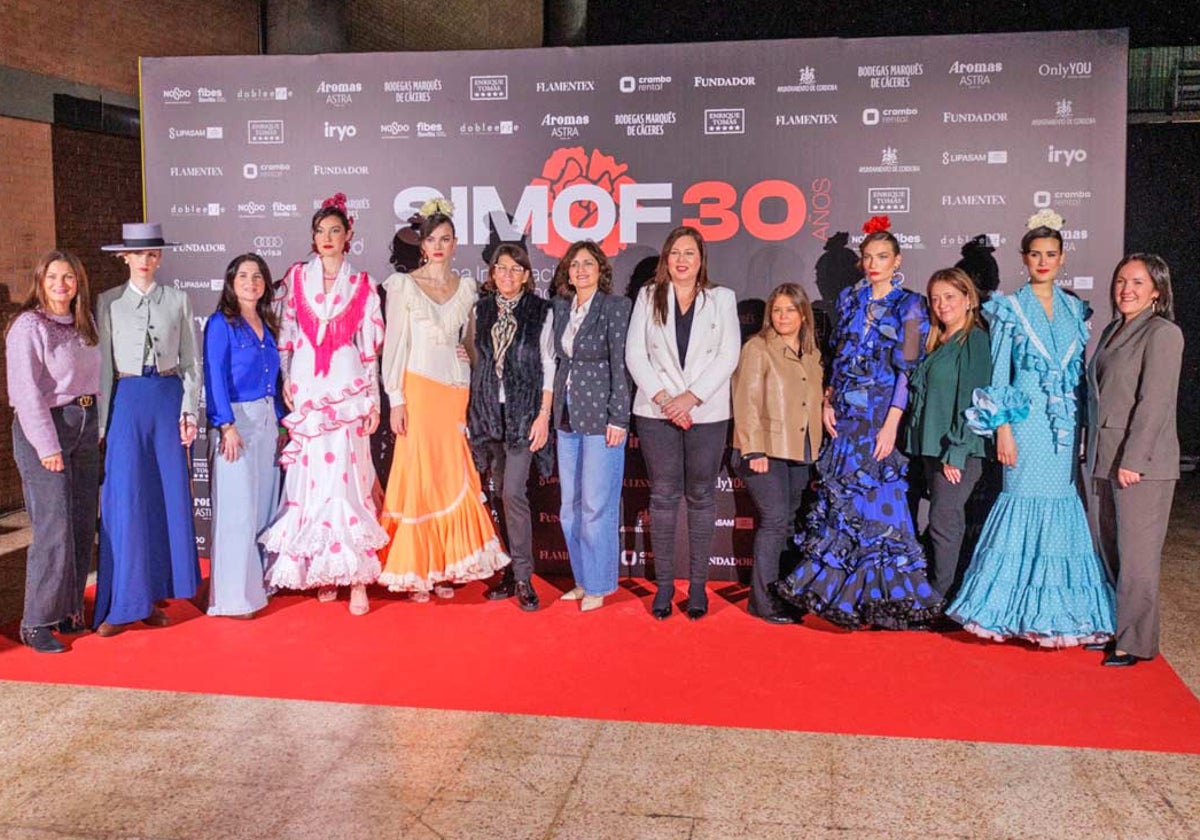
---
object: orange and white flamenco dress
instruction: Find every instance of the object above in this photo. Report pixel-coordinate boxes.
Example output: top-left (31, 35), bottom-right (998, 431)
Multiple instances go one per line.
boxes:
top-left (377, 272), bottom-right (510, 592)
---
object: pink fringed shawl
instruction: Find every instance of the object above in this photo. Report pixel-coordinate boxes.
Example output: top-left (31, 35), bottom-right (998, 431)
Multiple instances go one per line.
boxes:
top-left (292, 260), bottom-right (371, 377)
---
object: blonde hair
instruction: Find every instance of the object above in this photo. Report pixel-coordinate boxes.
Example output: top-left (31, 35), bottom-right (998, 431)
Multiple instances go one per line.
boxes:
top-left (925, 268), bottom-right (980, 352)
top-left (761, 282), bottom-right (817, 356)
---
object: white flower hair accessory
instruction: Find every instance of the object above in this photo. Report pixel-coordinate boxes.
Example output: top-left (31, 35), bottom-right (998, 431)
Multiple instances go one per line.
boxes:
top-left (1026, 208), bottom-right (1065, 232)
top-left (418, 197), bottom-right (456, 218)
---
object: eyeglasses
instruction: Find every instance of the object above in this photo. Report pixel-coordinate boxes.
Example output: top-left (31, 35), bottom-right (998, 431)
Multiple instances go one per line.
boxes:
top-left (493, 265), bottom-right (527, 277)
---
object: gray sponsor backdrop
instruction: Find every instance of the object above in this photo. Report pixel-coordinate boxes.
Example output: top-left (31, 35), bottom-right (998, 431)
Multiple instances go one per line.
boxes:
top-left (141, 29), bottom-right (1127, 578)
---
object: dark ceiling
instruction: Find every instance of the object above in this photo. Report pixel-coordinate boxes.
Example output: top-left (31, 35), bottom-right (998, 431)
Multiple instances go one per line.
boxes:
top-left (586, 0), bottom-right (1197, 49)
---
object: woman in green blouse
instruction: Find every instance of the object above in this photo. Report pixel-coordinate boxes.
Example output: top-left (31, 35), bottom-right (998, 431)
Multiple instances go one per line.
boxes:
top-left (903, 268), bottom-right (992, 600)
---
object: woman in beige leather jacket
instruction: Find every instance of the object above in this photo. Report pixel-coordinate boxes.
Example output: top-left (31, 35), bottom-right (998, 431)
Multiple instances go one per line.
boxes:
top-left (732, 283), bottom-right (823, 623)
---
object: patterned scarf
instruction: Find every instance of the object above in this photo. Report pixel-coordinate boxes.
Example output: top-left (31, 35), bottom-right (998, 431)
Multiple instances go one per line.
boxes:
top-left (491, 291), bottom-right (523, 379)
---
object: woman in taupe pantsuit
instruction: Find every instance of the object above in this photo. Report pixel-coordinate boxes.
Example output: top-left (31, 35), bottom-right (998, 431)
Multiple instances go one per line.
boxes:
top-left (1087, 253), bottom-right (1184, 667)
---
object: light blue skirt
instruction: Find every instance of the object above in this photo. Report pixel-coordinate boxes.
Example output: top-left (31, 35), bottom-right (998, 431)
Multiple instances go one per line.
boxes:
top-left (948, 490), bottom-right (1115, 647)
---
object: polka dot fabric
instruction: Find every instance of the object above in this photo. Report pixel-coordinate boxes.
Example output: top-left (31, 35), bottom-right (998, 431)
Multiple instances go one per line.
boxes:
top-left (948, 285), bottom-right (1115, 646)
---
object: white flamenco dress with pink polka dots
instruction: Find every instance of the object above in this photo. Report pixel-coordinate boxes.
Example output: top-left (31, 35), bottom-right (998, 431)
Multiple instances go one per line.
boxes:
top-left (260, 257), bottom-right (388, 589)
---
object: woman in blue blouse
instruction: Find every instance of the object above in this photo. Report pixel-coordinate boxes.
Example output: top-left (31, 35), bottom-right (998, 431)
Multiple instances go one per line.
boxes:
top-left (775, 216), bottom-right (940, 628)
top-left (949, 211), bottom-right (1114, 646)
top-left (203, 254), bottom-right (283, 618)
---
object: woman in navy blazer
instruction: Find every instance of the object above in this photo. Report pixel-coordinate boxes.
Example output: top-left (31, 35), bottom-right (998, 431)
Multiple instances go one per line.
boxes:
top-left (551, 241), bottom-right (633, 612)
top-left (625, 226), bottom-right (741, 620)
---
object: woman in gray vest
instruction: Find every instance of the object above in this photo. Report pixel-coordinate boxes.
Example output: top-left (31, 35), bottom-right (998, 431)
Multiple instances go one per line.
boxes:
top-left (469, 244), bottom-right (555, 612)
top-left (1087, 254), bottom-right (1183, 667)
top-left (94, 222), bottom-right (201, 636)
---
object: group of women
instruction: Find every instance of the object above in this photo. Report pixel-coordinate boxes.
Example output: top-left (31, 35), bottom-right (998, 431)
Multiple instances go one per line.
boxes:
top-left (6, 200), bottom-right (1183, 670)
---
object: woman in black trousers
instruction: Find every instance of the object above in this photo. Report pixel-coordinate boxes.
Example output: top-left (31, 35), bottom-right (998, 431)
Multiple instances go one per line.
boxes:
top-left (732, 283), bottom-right (823, 623)
top-left (625, 227), bottom-right (741, 620)
top-left (471, 244), bottom-right (555, 612)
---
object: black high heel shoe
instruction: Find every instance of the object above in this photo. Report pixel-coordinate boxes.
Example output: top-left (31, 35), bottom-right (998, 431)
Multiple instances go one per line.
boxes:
top-left (686, 604), bottom-right (708, 621)
top-left (651, 589), bottom-right (674, 621)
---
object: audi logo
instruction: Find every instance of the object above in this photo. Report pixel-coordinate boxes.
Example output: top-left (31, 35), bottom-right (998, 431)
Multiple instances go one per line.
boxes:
top-left (253, 236), bottom-right (284, 248)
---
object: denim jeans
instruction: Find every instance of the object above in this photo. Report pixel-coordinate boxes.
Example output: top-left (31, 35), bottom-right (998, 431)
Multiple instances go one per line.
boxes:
top-left (12, 407), bottom-right (100, 630)
top-left (741, 457), bottom-right (810, 617)
top-left (557, 430), bottom-right (625, 596)
top-left (635, 417), bottom-right (729, 609)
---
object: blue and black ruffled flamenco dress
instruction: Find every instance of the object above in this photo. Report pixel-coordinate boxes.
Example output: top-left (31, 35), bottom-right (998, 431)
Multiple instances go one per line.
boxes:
top-left (948, 285), bottom-right (1114, 646)
top-left (774, 276), bottom-right (942, 629)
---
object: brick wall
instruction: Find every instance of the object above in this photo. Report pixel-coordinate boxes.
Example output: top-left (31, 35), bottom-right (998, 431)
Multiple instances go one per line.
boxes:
top-left (345, 0), bottom-right (542, 52)
top-left (0, 116), bottom-right (56, 513)
top-left (52, 127), bottom-right (144, 299)
top-left (2, 1), bottom-right (260, 95)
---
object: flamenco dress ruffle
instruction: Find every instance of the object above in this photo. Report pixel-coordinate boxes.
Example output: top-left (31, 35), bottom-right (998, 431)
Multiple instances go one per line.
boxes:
top-left (260, 258), bottom-right (388, 590)
top-left (775, 277), bottom-right (941, 629)
top-left (377, 371), bottom-right (510, 592)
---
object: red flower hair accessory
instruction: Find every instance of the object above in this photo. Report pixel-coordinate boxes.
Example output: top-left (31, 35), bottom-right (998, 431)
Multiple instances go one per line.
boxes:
top-left (321, 192), bottom-right (354, 231)
top-left (862, 215), bottom-right (891, 235)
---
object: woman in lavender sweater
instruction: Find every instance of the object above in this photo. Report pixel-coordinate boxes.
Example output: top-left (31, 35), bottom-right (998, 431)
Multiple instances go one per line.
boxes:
top-left (4, 250), bottom-right (101, 653)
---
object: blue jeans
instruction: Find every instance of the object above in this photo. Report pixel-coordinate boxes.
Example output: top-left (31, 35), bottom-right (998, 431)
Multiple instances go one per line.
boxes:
top-left (556, 430), bottom-right (625, 597)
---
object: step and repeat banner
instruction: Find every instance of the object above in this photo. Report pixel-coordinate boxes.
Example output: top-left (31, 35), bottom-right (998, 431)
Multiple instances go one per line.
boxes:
top-left (141, 28), bottom-right (1127, 578)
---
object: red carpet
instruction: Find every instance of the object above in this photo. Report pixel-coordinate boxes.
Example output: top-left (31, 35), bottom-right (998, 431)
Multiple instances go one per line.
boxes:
top-left (2, 575), bottom-right (1198, 754)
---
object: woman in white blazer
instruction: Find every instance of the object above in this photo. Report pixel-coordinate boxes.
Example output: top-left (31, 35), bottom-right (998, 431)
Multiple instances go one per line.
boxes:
top-left (626, 226), bottom-right (741, 621)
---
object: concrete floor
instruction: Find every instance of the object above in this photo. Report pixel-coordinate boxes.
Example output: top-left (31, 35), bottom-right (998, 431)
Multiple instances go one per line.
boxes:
top-left (1, 478), bottom-right (1197, 840)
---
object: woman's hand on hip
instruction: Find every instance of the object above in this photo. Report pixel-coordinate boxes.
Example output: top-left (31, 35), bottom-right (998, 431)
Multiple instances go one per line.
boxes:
top-left (40, 452), bottom-right (64, 472)
top-left (390, 405), bottom-right (408, 436)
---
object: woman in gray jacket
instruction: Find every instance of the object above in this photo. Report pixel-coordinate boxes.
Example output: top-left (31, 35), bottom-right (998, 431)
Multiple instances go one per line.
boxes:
top-left (1087, 253), bottom-right (1183, 667)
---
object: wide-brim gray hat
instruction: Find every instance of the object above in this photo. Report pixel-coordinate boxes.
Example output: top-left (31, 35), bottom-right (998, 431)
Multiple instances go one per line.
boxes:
top-left (101, 222), bottom-right (181, 251)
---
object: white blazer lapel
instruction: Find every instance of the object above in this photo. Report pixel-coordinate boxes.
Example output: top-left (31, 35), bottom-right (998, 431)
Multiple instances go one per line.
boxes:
top-left (679, 288), bottom-right (714, 380)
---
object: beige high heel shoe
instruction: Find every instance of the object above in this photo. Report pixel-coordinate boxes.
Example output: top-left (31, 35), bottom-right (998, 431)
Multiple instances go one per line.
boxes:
top-left (580, 595), bottom-right (604, 612)
top-left (349, 584), bottom-right (369, 616)
top-left (560, 586), bottom-right (585, 601)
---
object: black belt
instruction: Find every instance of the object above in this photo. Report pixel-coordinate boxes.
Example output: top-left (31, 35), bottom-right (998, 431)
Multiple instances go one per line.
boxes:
top-left (116, 366), bottom-right (179, 379)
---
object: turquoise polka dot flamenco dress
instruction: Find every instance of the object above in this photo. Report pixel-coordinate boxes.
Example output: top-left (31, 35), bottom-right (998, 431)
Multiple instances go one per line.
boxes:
top-left (948, 283), bottom-right (1115, 646)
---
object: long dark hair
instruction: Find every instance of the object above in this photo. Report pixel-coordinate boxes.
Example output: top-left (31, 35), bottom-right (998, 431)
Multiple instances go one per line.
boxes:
top-left (553, 240), bottom-right (613, 298)
top-left (216, 253), bottom-right (278, 336)
top-left (5, 249), bottom-right (98, 344)
top-left (760, 282), bottom-right (817, 356)
top-left (1111, 253), bottom-right (1175, 321)
top-left (651, 226), bottom-right (710, 325)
